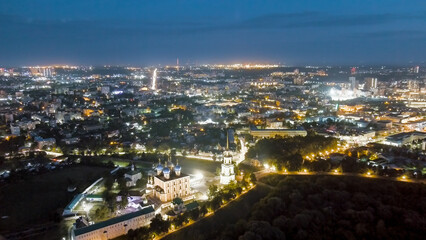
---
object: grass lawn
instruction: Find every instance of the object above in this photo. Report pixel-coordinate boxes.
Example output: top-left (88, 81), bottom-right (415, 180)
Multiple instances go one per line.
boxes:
top-left (0, 165), bottom-right (111, 237)
top-left (161, 184), bottom-right (270, 240)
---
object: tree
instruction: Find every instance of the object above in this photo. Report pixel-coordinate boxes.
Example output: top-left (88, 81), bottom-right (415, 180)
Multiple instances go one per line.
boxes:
top-left (94, 205), bottom-right (111, 220)
top-left (173, 214), bottom-right (186, 227)
top-left (150, 214), bottom-right (171, 235)
top-left (341, 157), bottom-right (358, 173)
top-left (311, 160), bottom-right (331, 172)
top-left (103, 175), bottom-right (114, 191)
top-left (200, 205), bottom-right (208, 216)
top-left (158, 143), bottom-right (170, 152)
top-left (288, 153), bottom-right (303, 171)
top-left (250, 173), bottom-right (257, 184)
top-left (117, 177), bottom-right (129, 194)
top-left (189, 208), bottom-right (200, 221)
top-left (208, 184), bottom-right (218, 199)
top-left (215, 167), bottom-right (221, 176)
top-left (209, 196), bottom-right (222, 211)
top-left (136, 178), bottom-right (147, 188)
top-left (120, 196), bottom-right (129, 209)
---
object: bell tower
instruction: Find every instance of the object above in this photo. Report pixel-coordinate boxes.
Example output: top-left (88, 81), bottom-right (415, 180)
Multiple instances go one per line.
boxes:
top-left (220, 129), bottom-right (235, 184)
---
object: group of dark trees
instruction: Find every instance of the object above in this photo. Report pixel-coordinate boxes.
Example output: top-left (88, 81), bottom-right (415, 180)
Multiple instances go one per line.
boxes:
top-left (126, 208), bottom-right (205, 239)
top-left (0, 136), bottom-right (26, 155)
top-left (207, 181), bottom-right (243, 211)
top-left (219, 175), bottom-right (426, 240)
top-left (246, 135), bottom-right (338, 171)
top-left (206, 174), bottom-right (258, 210)
top-left (93, 169), bottom-right (133, 221)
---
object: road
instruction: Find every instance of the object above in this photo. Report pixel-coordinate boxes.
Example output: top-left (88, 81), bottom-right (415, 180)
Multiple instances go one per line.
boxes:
top-left (235, 138), bottom-right (248, 165)
top-left (44, 151), bottom-right (64, 157)
top-left (254, 169), bottom-right (425, 184)
top-left (175, 153), bottom-right (214, 161)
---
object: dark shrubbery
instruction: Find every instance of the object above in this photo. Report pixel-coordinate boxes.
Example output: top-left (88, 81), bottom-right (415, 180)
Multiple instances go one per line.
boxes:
top-left (246, 135), bottom-right (338, 171)
top-left (220, 175), bottom-right (426, 240)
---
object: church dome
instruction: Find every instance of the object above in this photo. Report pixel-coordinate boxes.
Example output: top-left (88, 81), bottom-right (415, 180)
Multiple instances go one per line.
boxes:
top-left (175, 165), bottom-right (181, 171)
top-left (156, 163), bottom-right (164, 175)
top-left (156, 164), bottom-right (163, 171)
top-left (163, 167), bottom-right (170, 174)
top-left (167, 161), bottom-right (175, 169)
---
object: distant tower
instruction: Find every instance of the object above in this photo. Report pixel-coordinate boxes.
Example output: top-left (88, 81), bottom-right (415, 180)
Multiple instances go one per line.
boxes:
top-left (151, 68), bottom-right (157, 90)
top-left (220, 129), bottom-right (235, 185)
top-left (414, 66), bottom-right (420, 74)
top-left (42, 67), bottom-right (52, 77)
top-left (349, 77), bottom-right (358, 91)
top-left (364, 77), bottom-right (378, 90)
top-left (177, 58), bottom-right (179, 74)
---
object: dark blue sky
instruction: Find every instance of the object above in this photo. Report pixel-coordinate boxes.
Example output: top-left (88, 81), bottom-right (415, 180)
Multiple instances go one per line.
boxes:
top-left (0, 0), bottom-right (425, 66)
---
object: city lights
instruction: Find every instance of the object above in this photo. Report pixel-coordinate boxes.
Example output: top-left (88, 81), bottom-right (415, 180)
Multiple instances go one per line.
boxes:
top-left (0, 3), bottom-right (424, 238)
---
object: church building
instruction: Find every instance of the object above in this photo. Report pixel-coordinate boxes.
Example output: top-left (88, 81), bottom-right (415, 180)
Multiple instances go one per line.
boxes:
top-left (147, 160), bottom-right (191, 202)
top-left (124, 164), bottom-right (142, 187)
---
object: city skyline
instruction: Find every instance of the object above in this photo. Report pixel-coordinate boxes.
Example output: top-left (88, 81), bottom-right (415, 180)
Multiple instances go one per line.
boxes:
top-left (1, 0), bottom-right (426, 66)
top-left (0, 1), bottom-right (425, 239)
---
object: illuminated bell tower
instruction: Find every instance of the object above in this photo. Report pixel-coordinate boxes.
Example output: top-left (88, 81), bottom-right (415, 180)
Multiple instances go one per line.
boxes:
top-left (220, 130), bottom-right (235, 185)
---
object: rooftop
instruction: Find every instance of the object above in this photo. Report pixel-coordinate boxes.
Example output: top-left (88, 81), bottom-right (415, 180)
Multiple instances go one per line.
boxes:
top-left (250, 125), bottom-right (307, 132)
top-left (172, 198), bottom-right (183, 205)
top-left (74, 206), bottom-right (155, 236)
top-left (185, 201), bottom-right (200, 211)
top-left (386, 131), bottom-right (426, 141)
top-left (126, 169), bottom-right (141, 176)
top-left (155, 171), bottom-right (188, 182)
top-left (65, 194), bottom-right (83, 211)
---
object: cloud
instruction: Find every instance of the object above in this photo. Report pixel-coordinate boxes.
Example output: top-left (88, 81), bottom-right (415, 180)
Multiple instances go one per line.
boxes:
top-left (2, 11), bottom-right (426, 36)
top-left (0, 11), bottom-right (425, 65)
top-left (351, 30), bottom-right (426, 39)
top-left (234, 12), bottom-right (426, 30)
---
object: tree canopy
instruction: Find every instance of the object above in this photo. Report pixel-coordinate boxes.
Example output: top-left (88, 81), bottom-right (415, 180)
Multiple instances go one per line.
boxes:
top-left (219, 175), bottom-right (426, 240)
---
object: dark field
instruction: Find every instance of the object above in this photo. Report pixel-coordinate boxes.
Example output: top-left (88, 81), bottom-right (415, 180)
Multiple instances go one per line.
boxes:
top-left (0, 165), bottom-right (110, 238)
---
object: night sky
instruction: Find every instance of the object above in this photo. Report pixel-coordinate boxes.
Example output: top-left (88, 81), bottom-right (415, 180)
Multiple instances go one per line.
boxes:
top-left (0, 0), bottom-right (425, 66)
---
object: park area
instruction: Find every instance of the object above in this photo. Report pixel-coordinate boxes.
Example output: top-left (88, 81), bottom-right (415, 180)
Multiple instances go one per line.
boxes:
top-left (0, 165), bottom-right (111, 239)
top-left (161, 184), bottom-right (271, 240)
top-left (161, 174), bottom-right (426, 240)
